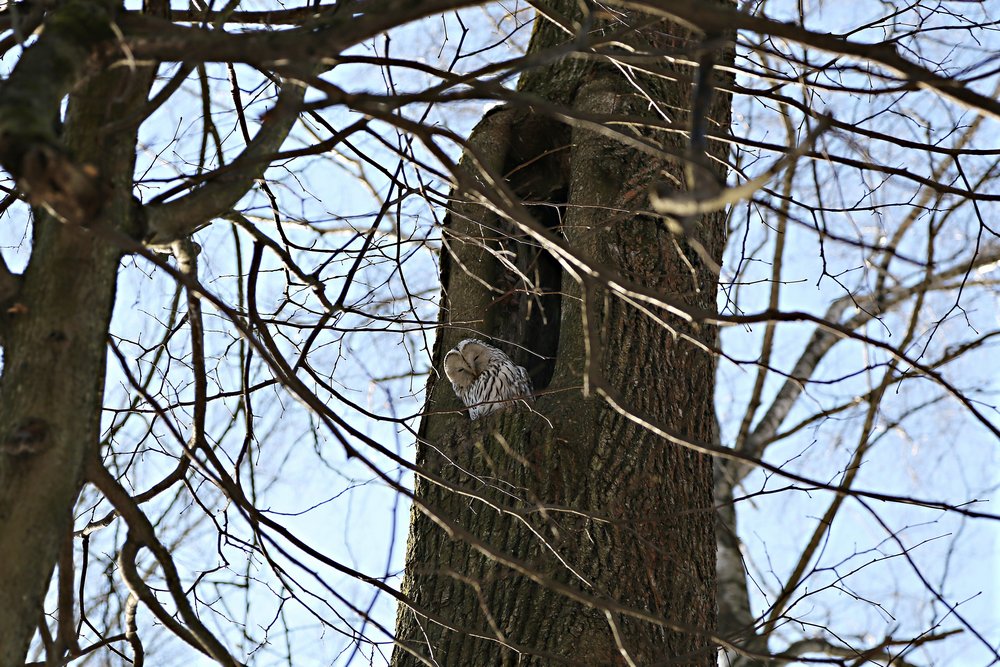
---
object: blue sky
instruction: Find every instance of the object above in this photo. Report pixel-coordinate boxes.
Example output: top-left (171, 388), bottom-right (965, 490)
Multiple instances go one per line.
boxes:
top-left (5, 0), bottom-right (998, 664)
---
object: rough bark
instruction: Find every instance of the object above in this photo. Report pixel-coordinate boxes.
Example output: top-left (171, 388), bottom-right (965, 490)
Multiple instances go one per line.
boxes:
top-left (393, 5), bottom-right (732, 665)
top-left (0, 3), bottom-right (157, 659)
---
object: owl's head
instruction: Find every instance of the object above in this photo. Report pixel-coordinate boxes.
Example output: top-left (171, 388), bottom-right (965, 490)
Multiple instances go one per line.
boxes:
top-left (443, 339), bottom-right (494, 390)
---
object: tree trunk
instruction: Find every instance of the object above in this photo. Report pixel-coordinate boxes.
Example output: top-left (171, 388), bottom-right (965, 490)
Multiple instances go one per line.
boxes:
top-left (0, 17), bottom-right (156, 659)
top-left (394, 4), bottom-right (732, 665)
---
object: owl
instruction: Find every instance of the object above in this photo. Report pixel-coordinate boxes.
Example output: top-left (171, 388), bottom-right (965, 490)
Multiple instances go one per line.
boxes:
top-left (444, 338), bottom-right (533, 420)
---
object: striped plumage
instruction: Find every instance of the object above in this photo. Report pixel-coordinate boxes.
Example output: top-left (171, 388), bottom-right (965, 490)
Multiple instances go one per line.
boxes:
top-left (443, 338), bottom-right (533, 420)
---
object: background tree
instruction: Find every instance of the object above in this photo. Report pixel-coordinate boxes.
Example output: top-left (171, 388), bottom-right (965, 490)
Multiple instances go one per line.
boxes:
top-left (0, 1), bottom-right (994, 666)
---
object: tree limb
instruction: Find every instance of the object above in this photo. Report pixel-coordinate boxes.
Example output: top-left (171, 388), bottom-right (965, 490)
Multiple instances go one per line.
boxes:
top-left (86, 458), bottom-right (241, 666)
top-left (619, 0), bottom-right (1000, 120)
top-left (116, 0), bottom-right (480, 65)
top-left (142, 79), bottom-right (306, 244)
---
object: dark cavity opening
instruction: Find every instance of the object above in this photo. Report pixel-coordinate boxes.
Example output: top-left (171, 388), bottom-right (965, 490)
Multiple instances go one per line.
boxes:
top-left (516, 196), bottom-right (564, 391)
top-left (484, 113), bottom-right (568, 392)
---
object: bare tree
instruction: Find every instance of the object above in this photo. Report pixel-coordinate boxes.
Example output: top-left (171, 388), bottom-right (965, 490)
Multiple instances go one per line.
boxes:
top-left (0, 1), bottom-right (995, 666)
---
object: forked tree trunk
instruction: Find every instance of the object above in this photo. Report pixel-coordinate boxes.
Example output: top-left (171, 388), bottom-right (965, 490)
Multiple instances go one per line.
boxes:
top-left (394, 4), bottom-right (732, 665)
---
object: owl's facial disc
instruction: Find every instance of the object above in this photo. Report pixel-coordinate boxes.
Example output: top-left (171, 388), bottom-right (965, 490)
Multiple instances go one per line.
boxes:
top-left (466, 346), bottom-right (488, 373)
top-left (444, 351), bottom-right (474, 385)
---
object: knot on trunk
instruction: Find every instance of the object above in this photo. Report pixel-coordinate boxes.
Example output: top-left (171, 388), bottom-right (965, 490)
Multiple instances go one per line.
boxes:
top-left (1, 418), bottom-right (51, 457)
